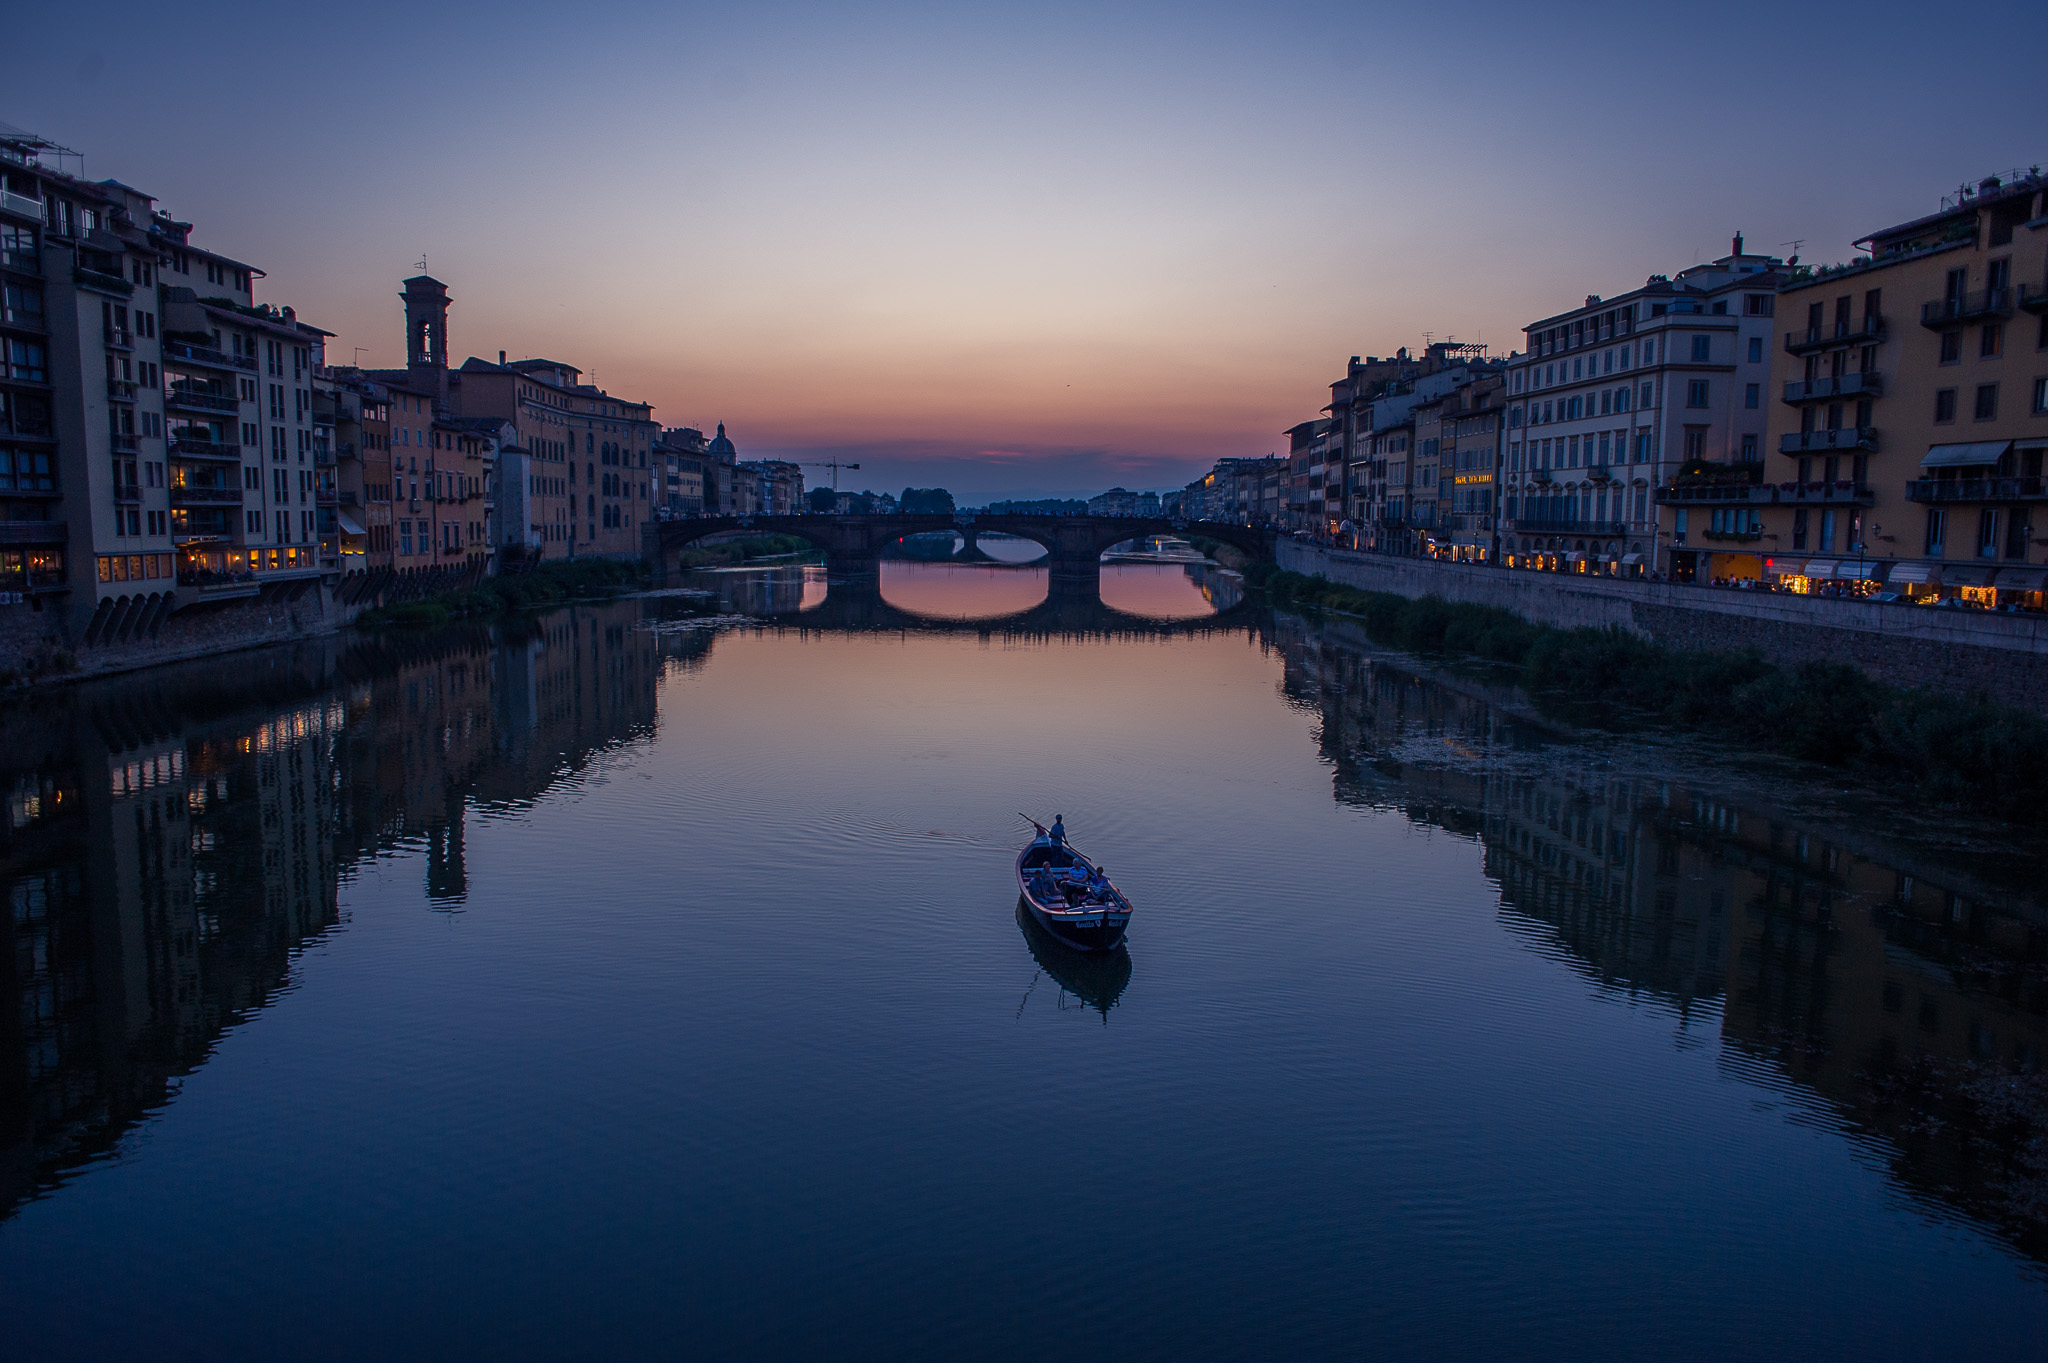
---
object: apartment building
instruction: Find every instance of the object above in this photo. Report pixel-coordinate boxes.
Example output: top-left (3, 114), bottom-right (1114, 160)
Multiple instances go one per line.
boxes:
top-left (1693, 172), bottom-right (2048, 602)
top-left (1503, 239), bottom-right (1786, 577)
top-left (1416, 369), bottom-right (1506, 561)
top-left (653, 426), bottom-right (710, 514)
top-left (734, 458), bottom-right (804, 515)
top-left (0, 123), bottom-right (331, 634)
top-left (1282, 418), bottom-right (1332, 530)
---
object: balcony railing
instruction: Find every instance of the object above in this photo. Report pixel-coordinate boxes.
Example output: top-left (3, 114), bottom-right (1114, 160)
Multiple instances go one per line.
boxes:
top-left (1784, 315), bottom-right (1883, 355)
top-left (1657, 480), bottom-right (1873, 507)
top-left (113, 484), bottom-right (141, 504)
top-left (0, 188), bottom-right (43, 221)
top-left (73, 264), bottom-right (133, 296)
top-left (107, 378), bottom-right (138, 401)
top-left (169, 485), bottom-right (243, 505)
top-left (1701, 528), bottom-right (1762, 542)
top-left (1513, 519), bottom-right (1627, 536)
top-left (112, 431), bottom-right (139, 452)
top-left (171, 437), bottom-right (240, 461)
top-left (1, 247), bottom-right (38, 274)
top-left (165, 340), bottom-right (258, 371)
top-left (166, 386), bottom-right (239, 414)
top-left (1528, 467), bottom-right (1554, 484)
top-left (1905, 477), bottom-right (2048, 504)
top-left (1920, 288), bottom-right (2012, 328)
top-left (2020, 284), bottom-right (2048, 316)
top-left (104, 327), bottom-right (133, 350)
top-left (0, 521), bottom-right (66, 546)
top-left (1782, 372), bottom-right (1883, 403)
top-left (1780, 427), bottom-right (1877, 454)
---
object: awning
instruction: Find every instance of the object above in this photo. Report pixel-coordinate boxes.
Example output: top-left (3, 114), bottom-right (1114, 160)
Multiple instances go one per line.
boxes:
top-left (1887, 562), bottom-right (1939, 585)
top-left (1942, 564), bottom-right (1999, 588)
top-left (1802, 559), bottom-right (1839, 579)
top-left (1996, 567), bottom-right (2047, 592)
top-left (337, 510), bottom-right (367, 536)
top-left (1921, 440), bottom-right (2012, 469)
top-left (1765, 558), bottom-right (1805, 577)
top-left (1620, 553), bottom-right (1643, 565)
top-left (1834, 558), bottom-right (1884, 581)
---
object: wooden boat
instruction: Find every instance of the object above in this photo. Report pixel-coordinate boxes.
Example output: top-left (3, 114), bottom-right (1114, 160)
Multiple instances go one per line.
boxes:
top-left (1016, 824), bottom-right (1133, 952)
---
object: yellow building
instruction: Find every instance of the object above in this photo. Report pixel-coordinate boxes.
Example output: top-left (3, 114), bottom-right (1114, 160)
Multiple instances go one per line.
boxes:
top-left (1671, 171), bottom-right (2047, 601)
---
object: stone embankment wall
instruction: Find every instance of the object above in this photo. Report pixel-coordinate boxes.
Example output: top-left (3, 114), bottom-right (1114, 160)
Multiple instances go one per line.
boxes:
top-left (1, 583), bottom-right (368, 685)
top-left (1278, 541), bottom-right (2048, 711)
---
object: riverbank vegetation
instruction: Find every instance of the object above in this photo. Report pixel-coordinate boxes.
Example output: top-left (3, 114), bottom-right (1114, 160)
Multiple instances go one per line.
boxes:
top-left (1244, 562), bottom-right (2048, 824)
top-left (671, 533), bottom-right (821, 569)
top-left (355, 558), bottom-right (646, 629)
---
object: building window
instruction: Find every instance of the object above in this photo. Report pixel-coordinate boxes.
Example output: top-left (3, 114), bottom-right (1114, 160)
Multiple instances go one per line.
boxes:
top-left (2035, 377), bottom-right (2048, 414)
top-left (1683, 427), bottom-right (1707, 459)
top-left (1640, 381), bottom-right (1653, 408)
top-left (1744, 294), bottom-right (1774, 316)
top-left (1978, 509), bottom-right (2000, 559)
top-left (1690, 335), bottom-right (1711, 362)
top-left (1744, 383), bottom-right (1759, 409)
top-left (1982, 323), bottom-right (2003, 359)
top-left (1792, 508), bottom-right (1809, 550)
top-left (1925, 507), bottom-right (1946, 556)
top-left (1935, 388), bottom-right (1957, 423)
top-left (1741, 433), bottom-right (1758, 461)
top-left (1940, 331), bottom-right (1961, 364)
top-left (1686, 380), bottom-right (1709, 408)
top-left (1974, 384), bottom-right (1998, 421)
top-left (1747, 336), bottom-right (1763, 363)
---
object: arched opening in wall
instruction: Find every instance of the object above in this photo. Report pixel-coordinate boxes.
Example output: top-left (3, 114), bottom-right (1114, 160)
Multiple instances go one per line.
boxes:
top-left (879, 560), bottom-right (1048, 619)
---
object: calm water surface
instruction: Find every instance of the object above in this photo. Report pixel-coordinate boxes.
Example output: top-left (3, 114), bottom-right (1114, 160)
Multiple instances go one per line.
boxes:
top-left (2, 561), bottom-right (2045, 1360)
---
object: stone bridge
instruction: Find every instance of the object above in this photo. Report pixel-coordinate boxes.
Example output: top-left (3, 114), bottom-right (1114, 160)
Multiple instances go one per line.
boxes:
top-left (643, 514), bottom-right (1276, 597)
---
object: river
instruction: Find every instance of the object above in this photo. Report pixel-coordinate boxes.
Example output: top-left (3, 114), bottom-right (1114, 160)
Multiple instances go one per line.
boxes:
top-left (1, 559), bottom-right (2044, 1360)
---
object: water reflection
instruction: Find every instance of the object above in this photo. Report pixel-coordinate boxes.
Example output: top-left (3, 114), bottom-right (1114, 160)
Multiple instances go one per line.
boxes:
top-left (1271, 610), bottom-right (2048, 1262)
top-left (879, 561), bottom-right (1050, 619)
top-left (1015, 899), bottom-right (1132, 1020)
top-left (0, 605), bottom-right (664, 1215)
top-left (682, 564), bottom-right (828, 615)
top-left (2, 573), bottom-right (2046, 1350)
top-left (1097, 562), bottom-right (1241, 619)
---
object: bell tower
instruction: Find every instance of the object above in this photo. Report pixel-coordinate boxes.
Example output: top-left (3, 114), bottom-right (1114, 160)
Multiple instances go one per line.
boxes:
top-left (401, 274), bottom-right (450, 404)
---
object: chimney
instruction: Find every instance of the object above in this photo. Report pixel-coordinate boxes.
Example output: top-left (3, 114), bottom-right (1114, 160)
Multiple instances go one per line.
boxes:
top-left (499, 350), bottom-right (506, 366)
top-left (401, 274), bottom-right (451, 405)
top-left (1979, 175), bottom-right (2002, 197)
top-left (1732, 231), bottom-right (1744, 255)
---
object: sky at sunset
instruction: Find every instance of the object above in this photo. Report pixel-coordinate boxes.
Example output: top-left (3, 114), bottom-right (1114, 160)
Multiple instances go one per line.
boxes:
top-left (12, 0), bottom-right (2046, 501)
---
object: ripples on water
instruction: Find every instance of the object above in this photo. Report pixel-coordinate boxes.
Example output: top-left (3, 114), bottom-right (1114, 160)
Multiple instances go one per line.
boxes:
top-left (0, 561), bottom-right (2043, 1360)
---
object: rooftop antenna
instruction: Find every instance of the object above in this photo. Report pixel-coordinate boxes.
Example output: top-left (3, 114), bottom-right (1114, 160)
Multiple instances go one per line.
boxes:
top-left (353, 347), bottom-right (366, 366)
top-left (415, 255), bottom-right (427, 273)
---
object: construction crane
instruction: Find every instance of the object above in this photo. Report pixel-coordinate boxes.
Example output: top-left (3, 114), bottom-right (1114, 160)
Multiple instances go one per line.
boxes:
top-left (804, 459), bottom-right (860, 492)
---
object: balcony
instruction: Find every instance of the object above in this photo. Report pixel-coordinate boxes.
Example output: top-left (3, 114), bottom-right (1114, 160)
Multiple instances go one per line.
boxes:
top-left (112, 431), bottom-right (139, 452)
top-left (0, 521), bottom-right (65, 546)
top-left (0, 188), bottom-right (43, 221)
top-left (1905, 477), bottom-right (2048, 504)
top-left (1513, 519), bottom-right (1627, 536)
top-left (171, 437), bottom-right (241, 461)
top-left (1784, 315), bottom-right (1883, 355)
top-left (169, 484), bottom-right (243, 506)
top-left (2020, 284), bottom-right (2048, 316)
top-left (107, 378), bottom-right (138, 401)
top-left (1782, 372), bottom-right (1883, 403)
top-left (1, 246), bottom-right (38, 275)
top-left (1657, 480), bottom-right (1875, 508)
top-left (1701, 528), bottom-right (1762, 543)
top-left (164, 340), bottom-right (257, 372)
top-left (1921, 289), bottom-right (2012, 328)
top-left (165, 385), bottom-right (239, 414)
top-left (1586, 465), bottom-right (1615, 483)
top-left (113, 484), bottom-right (141, 504)
top-left (1528, 467), bottom-right (1554, 484)
top-left (73, 264), bottom-right (133, 296)
top-left (1780, 427), bottom-right (1877, 454)
top-left (104, 327), bottom-right (133, 351)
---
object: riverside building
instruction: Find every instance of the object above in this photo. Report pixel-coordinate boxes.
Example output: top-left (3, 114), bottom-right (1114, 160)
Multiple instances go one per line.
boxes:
top-left (1715, 171), bottom-right (2048, 605)
top-left (0, 122), bottom-right (333, 635)
top-left (1503, 239), bottom-right (1787, 578)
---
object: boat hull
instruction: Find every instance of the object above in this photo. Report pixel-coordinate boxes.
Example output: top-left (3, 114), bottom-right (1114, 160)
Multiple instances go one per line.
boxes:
top-left (1016, 841), bottom-right (1133, 952)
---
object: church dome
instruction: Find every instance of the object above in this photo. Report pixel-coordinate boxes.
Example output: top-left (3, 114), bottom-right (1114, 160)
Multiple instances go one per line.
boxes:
top-left (707, 422), bottom-right (737, 456)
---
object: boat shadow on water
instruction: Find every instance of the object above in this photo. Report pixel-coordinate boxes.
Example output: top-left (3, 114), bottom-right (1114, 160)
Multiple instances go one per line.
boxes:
top-left (1015, 899), bottom-right (1133, 1020)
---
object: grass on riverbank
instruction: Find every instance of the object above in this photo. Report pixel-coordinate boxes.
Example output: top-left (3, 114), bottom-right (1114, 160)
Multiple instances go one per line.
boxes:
top-left (1244, 561), bottom-right (2048, 824)
top-left (672, 533), bottom-right (822, 569)
top-left (355, 558), bottom-right (647, 629)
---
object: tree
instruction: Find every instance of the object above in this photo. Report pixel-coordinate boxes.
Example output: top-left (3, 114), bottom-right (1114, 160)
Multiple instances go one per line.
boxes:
top-left (900, 487), bottom-right (955, 515)
top-left (807, 486), bottom-right (838, 513)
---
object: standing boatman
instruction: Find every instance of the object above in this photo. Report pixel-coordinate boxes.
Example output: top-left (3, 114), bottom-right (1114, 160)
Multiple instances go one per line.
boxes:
top-left (1049, 814), bottom-right (1066, 846)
